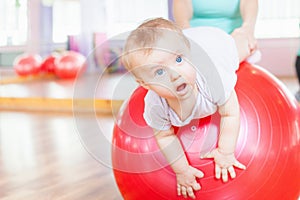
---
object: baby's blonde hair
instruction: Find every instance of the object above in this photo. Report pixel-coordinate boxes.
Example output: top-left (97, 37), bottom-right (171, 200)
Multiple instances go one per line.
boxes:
top-left (122, 18), bottom-right (190, 71)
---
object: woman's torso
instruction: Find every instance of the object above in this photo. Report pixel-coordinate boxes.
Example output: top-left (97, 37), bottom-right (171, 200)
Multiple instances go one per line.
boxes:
top-left (190, 0), bottom-right (242, 33)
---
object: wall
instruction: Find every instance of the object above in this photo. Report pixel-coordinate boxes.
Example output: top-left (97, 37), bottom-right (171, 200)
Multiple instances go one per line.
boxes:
top-left (79, 0), bottom-right (106, 71)
top-left (257, 37), bottom-right (300, 77)
top-left (1, 37), bottom-right (299, 77)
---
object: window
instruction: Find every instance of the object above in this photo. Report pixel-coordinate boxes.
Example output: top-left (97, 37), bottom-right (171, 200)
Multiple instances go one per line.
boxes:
top-left (256, 0), bottom-right (300, 38)
top-left (1, 0), bottom-right (299, 48)
top-left (52, 0), bottom-right (81, 43)
top-left (106, 0), bottom-right (299, 39)
top-left (105, 0), bottom-right (169, 38)
top-left (0, 0), bottom-right (28, 46)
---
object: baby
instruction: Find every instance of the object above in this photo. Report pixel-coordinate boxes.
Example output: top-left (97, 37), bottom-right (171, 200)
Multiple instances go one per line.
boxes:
top-left (122, 18), bottom-right (246, 199)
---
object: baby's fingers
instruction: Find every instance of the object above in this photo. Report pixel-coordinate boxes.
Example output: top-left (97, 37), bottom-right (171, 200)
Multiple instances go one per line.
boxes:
top-left (191, 167), bottom-right (204, 179)
top-left (228, 166), bottom-right (236, 179)
top-left (222, 168), bottom-right (230, 182)
top-left (177, 184), bottom-right (181, 196)
top-left (177, 185), bottom-right (196, 199)
top-left (187, 187), bottom-right (195, 199)
top-left (192, 181), bottom-right (201, 191)
top-left (215, 165), bottom-right (221, 179)
top-left (181, 186), bottom-right (187, 198)
top-left (234, 160), bottom-right (246, 170)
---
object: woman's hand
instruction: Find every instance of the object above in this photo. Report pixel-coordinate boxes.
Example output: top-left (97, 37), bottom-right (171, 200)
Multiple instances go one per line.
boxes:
top-left (232, 24), bottom-right (257, 55)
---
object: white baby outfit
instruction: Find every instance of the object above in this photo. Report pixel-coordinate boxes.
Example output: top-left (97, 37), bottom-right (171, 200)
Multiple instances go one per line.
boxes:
top-left (143, 27), bottom-right (239, 131)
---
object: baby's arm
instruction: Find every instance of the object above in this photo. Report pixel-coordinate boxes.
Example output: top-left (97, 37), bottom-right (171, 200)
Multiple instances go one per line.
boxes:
top-left (202, 90), bottom-right (246, 182)
top-left (154, 127), bottom-right (204, 199)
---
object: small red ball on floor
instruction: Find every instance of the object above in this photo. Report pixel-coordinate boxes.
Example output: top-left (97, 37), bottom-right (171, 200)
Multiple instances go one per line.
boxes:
top-left (13, 54), bottom-right (42, 76)
top-left (40, 54), bottom-right (59, 73)
top-left (54, 51), bottom-right (87, 79)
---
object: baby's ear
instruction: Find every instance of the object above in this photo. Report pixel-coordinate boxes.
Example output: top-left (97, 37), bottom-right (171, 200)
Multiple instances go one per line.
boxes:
top-left (136, 79), bottom-right (150, 90)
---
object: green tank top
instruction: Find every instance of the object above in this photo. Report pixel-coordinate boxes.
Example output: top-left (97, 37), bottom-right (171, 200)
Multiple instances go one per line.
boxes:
top-left (190, 0), bottom-right (242, 34)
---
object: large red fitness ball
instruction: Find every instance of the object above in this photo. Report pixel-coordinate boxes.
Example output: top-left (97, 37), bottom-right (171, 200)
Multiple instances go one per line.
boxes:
top-left (54, 51), bottom-right (87, 79)
top-left (13, 53), bottom-right (42, 76)
top-left (111, 62), bottom-right (300, 200)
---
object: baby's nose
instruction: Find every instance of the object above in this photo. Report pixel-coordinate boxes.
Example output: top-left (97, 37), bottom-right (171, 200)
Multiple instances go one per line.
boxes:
top-left (169, 68), bottom-right (181, 81)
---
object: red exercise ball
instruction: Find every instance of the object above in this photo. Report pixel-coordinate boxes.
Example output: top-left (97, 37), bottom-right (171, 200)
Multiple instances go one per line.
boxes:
top-left (13, 53), bottom-right (42, 76)
top-left (54, 51), bottom-right (86, 79)
top-left (112, 62), bottom-right (300, 200)
top-left (40, 53), bottom-right (60, 73)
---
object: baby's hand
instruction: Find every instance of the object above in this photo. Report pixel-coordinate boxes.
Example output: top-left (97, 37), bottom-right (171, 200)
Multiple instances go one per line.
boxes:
top-left (176, 165), bottom-right (204, 199)
top-left (201, 148), bottom-right (246, 182)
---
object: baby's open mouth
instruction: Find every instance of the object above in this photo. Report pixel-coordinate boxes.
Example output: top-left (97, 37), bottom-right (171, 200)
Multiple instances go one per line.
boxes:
top-left (176, 83), bottom-right (187, 92)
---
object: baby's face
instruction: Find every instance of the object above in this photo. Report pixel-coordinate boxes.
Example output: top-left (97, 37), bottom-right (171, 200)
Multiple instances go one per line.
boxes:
top-left (132, 36), bottom-right (197, 101)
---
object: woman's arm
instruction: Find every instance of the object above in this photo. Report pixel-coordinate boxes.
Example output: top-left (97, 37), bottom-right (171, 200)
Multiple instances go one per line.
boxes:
top-left (232, 0), bottom-right (259, 54)
top-left (240, 0), bottom-right (259, 35)
top-left (172, 0), bottom-right (193, 29)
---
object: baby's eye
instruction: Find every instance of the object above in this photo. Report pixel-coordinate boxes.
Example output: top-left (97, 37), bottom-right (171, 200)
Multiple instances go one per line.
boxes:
top-left (155, 68), bottom-right (165, 76)
top-left (176, 55), bottom-right (183, 63)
